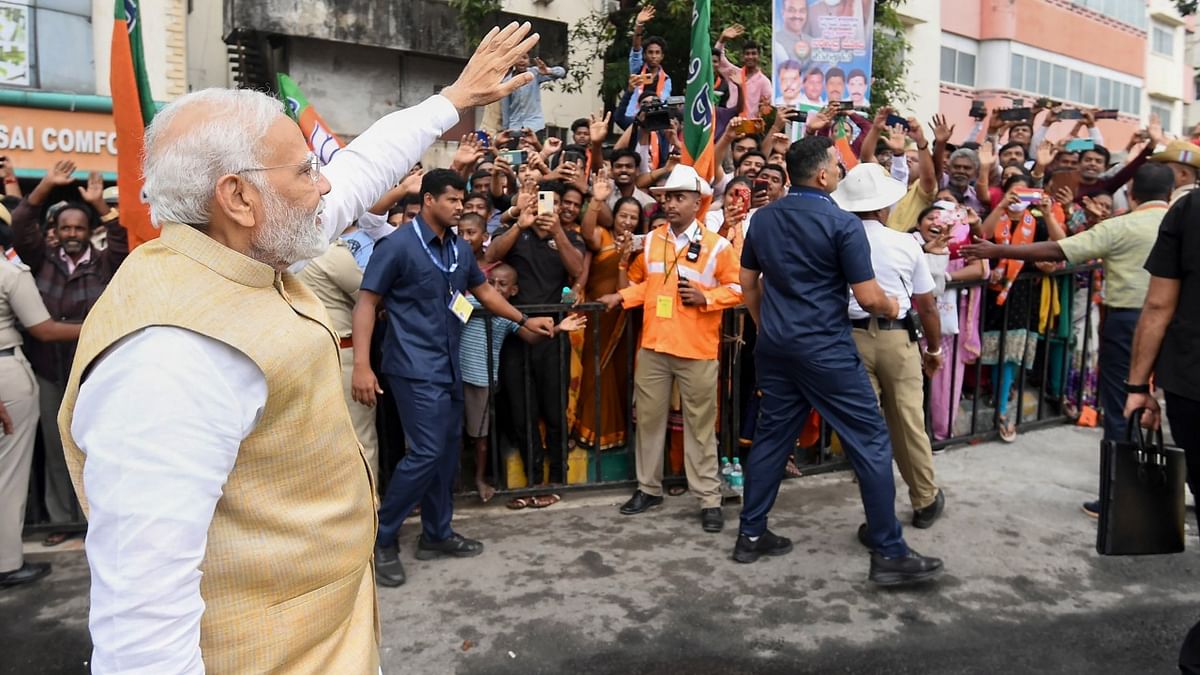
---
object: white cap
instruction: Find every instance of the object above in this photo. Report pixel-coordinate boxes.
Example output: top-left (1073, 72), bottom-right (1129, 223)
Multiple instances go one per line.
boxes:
top-left (649, 164), bottom-right (713, 196)
top-left (831, 162), bottom-right (907, 213)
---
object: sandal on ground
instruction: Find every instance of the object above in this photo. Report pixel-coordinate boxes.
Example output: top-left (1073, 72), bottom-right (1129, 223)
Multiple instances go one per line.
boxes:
top-left (506, 497), bottom-right (532, 510)
top-left (528, 494), bottom-right (561, 509)
top-left (42, 532), bottom-right (72, 547)
top-left (999, 422), bottom-right (1018, 443)
top-left (667, 485), bottom-right (687, 496)
top-left (784, 458), bottom-right (803, 478)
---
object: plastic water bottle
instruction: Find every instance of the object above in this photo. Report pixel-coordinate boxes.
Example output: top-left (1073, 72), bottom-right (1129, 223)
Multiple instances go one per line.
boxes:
top-left (560, 286), bottom-right (577, 304)
top-left (720, 457), bottom-right (733, 489)
top-left (730, 458), bottom-right (745, 496)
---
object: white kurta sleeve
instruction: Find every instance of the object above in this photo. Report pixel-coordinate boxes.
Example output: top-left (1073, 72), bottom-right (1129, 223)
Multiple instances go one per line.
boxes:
top-left (321, 95), bottom-right (460, 242)
top-left (72, 326), bottom-right (267, 675)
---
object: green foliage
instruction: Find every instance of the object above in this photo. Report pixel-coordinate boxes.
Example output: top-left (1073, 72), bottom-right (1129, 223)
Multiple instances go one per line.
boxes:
top-left (564, 0), bottom-right (912, 115)
top-left (449, 0), bottom-right (502, 43)
top-left (1174, 0), bottom-right (1196, 16)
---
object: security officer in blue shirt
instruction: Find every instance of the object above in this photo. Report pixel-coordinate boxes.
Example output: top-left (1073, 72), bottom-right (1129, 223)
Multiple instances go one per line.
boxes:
top-left (736, 137), bottom-right (944, 587)
top-left (351, 169), bottom-right (555, 587)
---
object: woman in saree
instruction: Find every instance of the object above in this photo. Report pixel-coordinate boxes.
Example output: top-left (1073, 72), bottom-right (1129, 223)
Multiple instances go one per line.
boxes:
top-left (573, 175), bottom-right (645, 451)
top-left (911, 203), bottom-right (988, 441)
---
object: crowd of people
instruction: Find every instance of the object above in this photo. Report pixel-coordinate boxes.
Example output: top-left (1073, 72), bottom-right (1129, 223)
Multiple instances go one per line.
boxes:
top-left (0, 10), bottom-right (1198, 670)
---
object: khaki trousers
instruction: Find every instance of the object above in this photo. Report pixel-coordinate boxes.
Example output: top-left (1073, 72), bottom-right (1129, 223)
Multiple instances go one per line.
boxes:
top-left (340, 346), bottom-right (379, 480)
top-left (0, 350), bottom-right (39, 572)
top-left (853, 322), bottom-right (939, 510)
top-left (633, 349), bottom-right (721, 508)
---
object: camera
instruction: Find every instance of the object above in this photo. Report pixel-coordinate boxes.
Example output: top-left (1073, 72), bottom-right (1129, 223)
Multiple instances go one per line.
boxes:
top-left (969, 100), bottom-right (987, 120)
top-left (638, 97), bottom-right (672, 131)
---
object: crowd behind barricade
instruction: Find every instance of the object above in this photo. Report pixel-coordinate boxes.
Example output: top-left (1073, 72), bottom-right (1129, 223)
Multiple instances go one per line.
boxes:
top-left (1, 12), bottom-right (1199, 592)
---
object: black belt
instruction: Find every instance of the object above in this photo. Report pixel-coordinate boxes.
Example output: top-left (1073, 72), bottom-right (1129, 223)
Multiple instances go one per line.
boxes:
top-left (1105, 306), bottom-right (1142, 313)
top-left (851, 317), bottom-right (906, 330)
top-left (0, 347), bottom-right (14, 357)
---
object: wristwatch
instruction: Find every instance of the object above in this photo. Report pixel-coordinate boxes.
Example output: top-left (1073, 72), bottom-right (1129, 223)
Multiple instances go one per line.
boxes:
top-left (517, 313), bottom-right (529, 328)
top-left (1123, 380), bottom-right (1150, 394)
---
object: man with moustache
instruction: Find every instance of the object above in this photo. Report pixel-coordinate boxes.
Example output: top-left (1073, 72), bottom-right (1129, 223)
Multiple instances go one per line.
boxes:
top-left (58, 23), bottom-right (542, 674)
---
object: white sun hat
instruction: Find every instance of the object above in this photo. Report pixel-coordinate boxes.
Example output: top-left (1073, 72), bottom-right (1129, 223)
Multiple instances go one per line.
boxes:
top-left (831, 162), bottom-right (908, 213)
top-left (649, 164), bottom-right (713, 196)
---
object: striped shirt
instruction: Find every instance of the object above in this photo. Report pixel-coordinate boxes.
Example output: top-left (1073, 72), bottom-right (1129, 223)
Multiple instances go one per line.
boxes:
top-left (459, 296), bottom-right (519, 387)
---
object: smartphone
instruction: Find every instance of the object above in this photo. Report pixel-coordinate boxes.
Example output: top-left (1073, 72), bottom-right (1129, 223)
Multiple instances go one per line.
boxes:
top-left (885, 113), bottom-right (910, 130)
top-left (1047, 169), bottom-right (1082, 197)
top-left (1013, 187), bottom-right (1044, 204)
top-left (1056, 108), bottom-right (1084, 120)
top-left (733, 118), bottom-right (765, 136)
top-left (474, 130), bottom-right (490, 148)
top-left (562, 149), bottom-right (586, 166)
top-left (1095, 109), bottom-right (1119, 120)
top-left (728, 184), bottom-right (752, 213)
top-left (500, 149), bottom-right (527, 166)
top-left (537, 190), bottom-right (555, 216)
top-left (1064, 138), bottom-right (1095, 153)
top-left (998, 107), bottom-right (1033, 122)
top-left (666, 95), bottom-right (687, 106)
top-left (752, 177), bottom-right (769, 196)
top-left (631, 233), bottom-right (646, 252)
top-left (969, 100), bottom-right (987, 120)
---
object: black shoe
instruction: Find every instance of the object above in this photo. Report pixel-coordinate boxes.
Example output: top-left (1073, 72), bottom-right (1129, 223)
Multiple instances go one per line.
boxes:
top-left (415, 533), bottom-right (484, 560)
top-left (619, 490), bottom-right (663, 515)
top-left (732, 529), bottom-right (794, 564)
top-left (701, 507), bottom-right (724, 533)
top-left (869, 549), bottom-right (944, 587)
top-left (0, 562), bottom-right (51, 588)
top-left (857, 523), bottom-right (871, 549)
top-left (1082, 500), bottom-right (1100, 518)
top-left (373, 543), bottom-right (406, 588)
top-left (912, 489), bottom-right (946, 529)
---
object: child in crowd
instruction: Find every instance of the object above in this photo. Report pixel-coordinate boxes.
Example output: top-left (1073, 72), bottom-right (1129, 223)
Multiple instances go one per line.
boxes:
top-left (459, 216), bottom-right (584, 501)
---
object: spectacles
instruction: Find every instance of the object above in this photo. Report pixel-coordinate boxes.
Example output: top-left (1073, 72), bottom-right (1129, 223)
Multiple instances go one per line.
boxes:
top-left (237, 154), bottom-right (322, 183)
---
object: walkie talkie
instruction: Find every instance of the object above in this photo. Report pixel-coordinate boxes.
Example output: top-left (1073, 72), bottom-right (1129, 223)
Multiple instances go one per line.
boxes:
top-left (686, 240), bottom-right (701, 263)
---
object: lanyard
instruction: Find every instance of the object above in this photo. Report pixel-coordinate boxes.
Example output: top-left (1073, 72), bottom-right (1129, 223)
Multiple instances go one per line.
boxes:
top-left (661, 226), bottom-right (697, 282)
top-left (790, 188), bottom-right (834, 205)
top-left (413, 218), bottom-right (459, 295)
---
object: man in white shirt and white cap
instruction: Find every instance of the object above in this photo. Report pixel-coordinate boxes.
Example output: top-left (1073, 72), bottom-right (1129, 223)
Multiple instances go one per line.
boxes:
top-left (598, 165), bottom-right (743, 534)
top-left (832, 162), bottom-right (947, 537)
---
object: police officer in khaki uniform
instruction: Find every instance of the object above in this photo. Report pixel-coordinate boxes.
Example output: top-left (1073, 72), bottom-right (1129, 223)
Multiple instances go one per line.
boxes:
top-left (0, 257), bottom-right (81, 587)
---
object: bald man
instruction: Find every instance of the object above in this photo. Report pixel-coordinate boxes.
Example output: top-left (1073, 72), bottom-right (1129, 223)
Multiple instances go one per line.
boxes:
top-left (57, 24), bottom-right (540, 675)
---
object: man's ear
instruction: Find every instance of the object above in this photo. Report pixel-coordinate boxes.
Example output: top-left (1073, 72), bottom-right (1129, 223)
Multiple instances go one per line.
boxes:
top-left (213, 174), bottom-right (258, 230)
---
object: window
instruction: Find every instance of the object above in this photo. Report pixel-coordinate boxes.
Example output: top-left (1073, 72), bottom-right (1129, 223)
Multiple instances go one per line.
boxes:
top-left (1011, 54), bottom-right (1024, 89)
top-left (940, 46), bottom-right (976, 87)
top-left (1012, 52), bottom-right (1141, 114)
top-left (0, 0), bottom-right (95, 92)
top-left (1151, 103), bottom-right (1173, 131)
top-left (1152, 24), bottom-right (1175, 56)
top-left (1071, 0), bottom-right (1147, 29)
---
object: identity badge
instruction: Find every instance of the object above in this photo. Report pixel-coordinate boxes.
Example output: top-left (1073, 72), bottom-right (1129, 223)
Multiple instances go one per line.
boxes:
top-left (449, 291), bottom-right (474, 324)
top-left (655, 295), bottom-right (674, 319)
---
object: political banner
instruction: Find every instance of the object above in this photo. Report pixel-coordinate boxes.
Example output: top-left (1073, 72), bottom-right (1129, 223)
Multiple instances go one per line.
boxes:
top-left (772, 0), bottom-right (875, 111)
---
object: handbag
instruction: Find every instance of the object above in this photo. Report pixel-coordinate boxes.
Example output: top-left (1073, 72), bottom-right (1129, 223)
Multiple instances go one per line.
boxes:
top-left (1096, 409), bottom-right (1187, 556)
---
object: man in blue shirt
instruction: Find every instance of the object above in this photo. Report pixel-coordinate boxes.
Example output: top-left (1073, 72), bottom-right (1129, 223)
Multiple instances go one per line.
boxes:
top-left (352, 170), bottom-right (555, 587)
top-left (500, 53), bottom-right (566, 135)
top-left (736, 137), bottom-right (944, 587)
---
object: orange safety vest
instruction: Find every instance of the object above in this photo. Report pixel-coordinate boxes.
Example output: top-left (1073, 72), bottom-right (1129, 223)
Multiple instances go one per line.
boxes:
top-left (619, 222), bottom-right (742, 360)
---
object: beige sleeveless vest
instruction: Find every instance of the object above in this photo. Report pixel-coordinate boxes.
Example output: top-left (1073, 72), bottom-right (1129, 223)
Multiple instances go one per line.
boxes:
top-left (58, 223), bottom-right (380, 674)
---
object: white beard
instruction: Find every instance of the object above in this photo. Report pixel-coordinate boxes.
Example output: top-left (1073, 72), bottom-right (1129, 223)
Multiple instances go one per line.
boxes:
top-left (249, 187), bottom-right (327, 269)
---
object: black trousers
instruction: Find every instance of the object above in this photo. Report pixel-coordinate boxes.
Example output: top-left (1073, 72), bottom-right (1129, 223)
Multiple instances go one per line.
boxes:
top-left (1165, 390), bottom-right (1200, 674)
top-left (500, 335), bottom-right (566, 483)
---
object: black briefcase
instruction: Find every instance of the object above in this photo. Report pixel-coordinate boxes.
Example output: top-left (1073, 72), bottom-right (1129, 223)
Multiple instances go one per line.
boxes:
top-left (1097, 410), bottom-right (1187, 556)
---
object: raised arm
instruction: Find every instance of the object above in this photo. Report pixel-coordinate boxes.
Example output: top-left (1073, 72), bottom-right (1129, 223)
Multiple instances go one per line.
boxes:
top-left (322, 22), bottom-right (540, 240)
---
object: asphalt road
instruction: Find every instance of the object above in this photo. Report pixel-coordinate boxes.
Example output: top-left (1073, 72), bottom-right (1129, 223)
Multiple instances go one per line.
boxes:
top-left (3, 425), bottom-right (1196, 675)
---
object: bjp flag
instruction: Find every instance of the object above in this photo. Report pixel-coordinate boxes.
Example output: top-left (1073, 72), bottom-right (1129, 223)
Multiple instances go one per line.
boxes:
top-left (277, 74), bottom-right (345, 165)
top-left (682, 0), bottom-right (716, 215)
top-left (111, 0), bottom-right (157, 248)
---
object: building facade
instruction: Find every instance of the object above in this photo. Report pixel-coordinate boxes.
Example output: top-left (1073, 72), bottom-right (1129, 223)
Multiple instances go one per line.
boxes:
top-left (203, 0), bottom-right (606, 167)
top-left (0, 0), bottom-right (187, 180)
top-left (897, 0), bottom-right (1193, 149)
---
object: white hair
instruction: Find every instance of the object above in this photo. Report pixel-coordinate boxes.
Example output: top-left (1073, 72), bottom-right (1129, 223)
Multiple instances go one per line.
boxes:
top-left (142, 88), bottom-right (285, 227)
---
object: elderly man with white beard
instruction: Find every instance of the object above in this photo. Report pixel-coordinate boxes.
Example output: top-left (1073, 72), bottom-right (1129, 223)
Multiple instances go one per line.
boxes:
top-left (54, 23), bottom-right (540, 675)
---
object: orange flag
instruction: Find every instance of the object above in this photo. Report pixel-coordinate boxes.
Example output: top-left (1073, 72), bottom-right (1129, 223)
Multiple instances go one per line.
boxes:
top-left (110, 0), bottom-right (157, 248)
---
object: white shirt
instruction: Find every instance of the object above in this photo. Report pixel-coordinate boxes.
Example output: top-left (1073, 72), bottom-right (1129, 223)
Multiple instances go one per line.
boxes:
top-left (72, 94), bottom-right (461, 674)
top-left (848, 219), bottom-right (935, 320)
